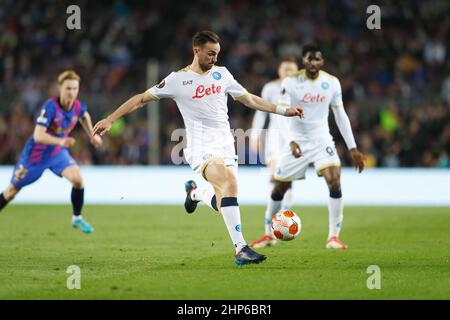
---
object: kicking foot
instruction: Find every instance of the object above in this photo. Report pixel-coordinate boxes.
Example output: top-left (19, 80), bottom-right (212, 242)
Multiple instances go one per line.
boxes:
top-left (184, 180), bottom-right (199, 214)
top-left (235, 245), bottom-right (267, 266)
top-left (72, 217), bottom-right (94, 234)
top-left (250, 234), bottom-right (277, 249)
top-left (326, 236), bottom-right (348, 249)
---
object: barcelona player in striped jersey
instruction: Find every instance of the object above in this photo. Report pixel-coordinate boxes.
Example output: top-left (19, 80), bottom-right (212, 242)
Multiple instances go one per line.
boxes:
top-left (0, 71), bottom-right (102, 233)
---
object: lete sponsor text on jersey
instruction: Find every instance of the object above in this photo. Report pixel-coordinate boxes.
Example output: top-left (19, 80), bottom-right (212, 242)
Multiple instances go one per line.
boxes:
top-left (299, 93), bottom-right (326, 103)
top-left (192, 84), bottom-right (222, 99)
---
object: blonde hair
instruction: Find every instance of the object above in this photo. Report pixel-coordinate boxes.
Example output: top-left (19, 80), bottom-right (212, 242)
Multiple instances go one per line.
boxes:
top-left (57, 70), bottom-right (80, 85)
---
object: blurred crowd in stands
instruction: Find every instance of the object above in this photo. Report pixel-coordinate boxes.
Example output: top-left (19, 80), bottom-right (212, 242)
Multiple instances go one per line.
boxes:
top-left (0, 0), bottom-right (449, 167)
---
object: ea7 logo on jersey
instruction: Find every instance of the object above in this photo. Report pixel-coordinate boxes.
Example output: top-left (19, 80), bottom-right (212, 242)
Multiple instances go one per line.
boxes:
top-left (192, 84), bottom-right (222, 99)
top-left (183, 80), bottom-right (193, 85)
top-left (300, 93), bottom-right (326, 103)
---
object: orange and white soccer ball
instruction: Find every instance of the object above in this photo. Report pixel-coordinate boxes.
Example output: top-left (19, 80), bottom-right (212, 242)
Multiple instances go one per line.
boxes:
top-left (271, 210), bottom-right (302, 241)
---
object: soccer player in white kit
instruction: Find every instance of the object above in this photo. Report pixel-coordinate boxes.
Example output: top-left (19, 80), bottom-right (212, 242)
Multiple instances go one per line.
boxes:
top-left (93, 31), bottom-right (304, 265)
top-left (253, 44), bottom-right (365, 249)
top-left (248, 58), bottom-right (299, 249)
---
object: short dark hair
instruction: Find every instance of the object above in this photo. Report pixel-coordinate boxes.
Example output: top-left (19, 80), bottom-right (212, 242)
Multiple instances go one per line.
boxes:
top-left (192, 30), bottom-right (220, 47)
top-left (302, 43), bottom-right (321, 57)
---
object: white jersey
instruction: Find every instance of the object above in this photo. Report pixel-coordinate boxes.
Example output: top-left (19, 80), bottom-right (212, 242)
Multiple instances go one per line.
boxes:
top-left (147, 65), bottom-right (247, 149)
top-left (280, 70), bottom-right (343, 144)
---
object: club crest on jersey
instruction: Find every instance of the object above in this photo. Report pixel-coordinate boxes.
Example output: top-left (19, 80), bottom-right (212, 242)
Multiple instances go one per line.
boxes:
top-left (192, 84), bottom-right (222, 99)
top-left (202, 154), bottom-right (213, 161)
top-left (212, 71), bottom-right (222, 80)
top-left (321, 82), bottom-right (329, 90)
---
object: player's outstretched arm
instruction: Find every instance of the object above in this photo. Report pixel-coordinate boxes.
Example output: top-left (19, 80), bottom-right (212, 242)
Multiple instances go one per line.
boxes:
top-left (80, 112), bottom-right (103, 148)
top-left (93, 92), bottom-right (155, 136)
top-left (331, 105), bottom-right (365, 172)
top-left (33, 125), bottom-right (75, 148)
top-left (235, 93), bottom-right (304, 117)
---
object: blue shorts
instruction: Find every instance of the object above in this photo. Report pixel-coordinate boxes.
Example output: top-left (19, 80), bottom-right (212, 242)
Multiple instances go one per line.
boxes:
top-left (10, 148), bottom-right (78, 189)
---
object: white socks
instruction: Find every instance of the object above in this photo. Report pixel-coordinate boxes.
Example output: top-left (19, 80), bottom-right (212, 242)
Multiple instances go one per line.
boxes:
top-left (281, 187), bottom-right (293, 210)
top-left (72, 215), bottom-right (82, 223)
top-left (220, 197), bottom-right (246, 253)
top-left (264, 196), bottom-right (282, 236)
top-left (328, 196), bottom-right (343, 239)
top-left (191, 187), bottom-right (218, 212)
top-left (192, 188), bottom-right (245, 252)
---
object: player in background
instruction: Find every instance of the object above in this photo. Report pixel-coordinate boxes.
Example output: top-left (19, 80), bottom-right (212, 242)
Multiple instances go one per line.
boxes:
top-left (249, 58), bottom-right (298, 249)
top-left (93, 31), bottom-right (303, 265)
top-left (0, 71), bottom-right (103, 233)
top-left (252, 44), bottom-right (365, 249)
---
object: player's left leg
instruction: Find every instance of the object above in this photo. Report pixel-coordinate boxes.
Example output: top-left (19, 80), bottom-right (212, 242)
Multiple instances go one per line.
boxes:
top-left (59, 165), bottom-right (93, 234)
top-left (281, 184), bottom-right (293, 210)
top-left (251, 180), bottom-right (291, 249)
top-left (49, 149), bottom-right (93, 234)
top-left (203, 157), bottom-right (266, 265)
top-left (269, 158), bottom-right (294, 210)
top-left (319, 166), bottom-right (348, 249)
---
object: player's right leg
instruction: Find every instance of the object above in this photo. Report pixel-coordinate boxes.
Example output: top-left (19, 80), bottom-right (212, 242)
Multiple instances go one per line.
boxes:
top-left (0, 184), bottom-right (20, 212)
top-left (1, 161), bottom-right (46, 213)
top-left (184, 180), bottom-right (218, 214)
top-left (183, 147), bottom-right (220, 214)
top-left (203, 157), bottom-right (266, 266)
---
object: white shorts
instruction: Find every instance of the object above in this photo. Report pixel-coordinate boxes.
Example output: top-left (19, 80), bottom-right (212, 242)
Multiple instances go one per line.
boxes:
top-left (274, 140), bottom-right (341, 181)
top-left (184, 143), bottom-right (238, 178)
top-left (265, 129), bottom-right (287, 164)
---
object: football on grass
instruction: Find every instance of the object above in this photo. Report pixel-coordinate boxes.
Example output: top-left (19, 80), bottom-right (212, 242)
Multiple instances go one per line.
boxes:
top-left (271, 210), bottom-right (302, 241)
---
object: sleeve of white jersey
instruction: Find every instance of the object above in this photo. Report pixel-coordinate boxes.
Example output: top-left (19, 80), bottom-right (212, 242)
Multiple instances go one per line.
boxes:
top-left (330, 77), bottom-right (344, 108)
top-left (331, 77), bottom-right (357, 150)
top-left (223, 68), bottom-right (248, 99)
top-left (146, 72), bottom-right (176, 100)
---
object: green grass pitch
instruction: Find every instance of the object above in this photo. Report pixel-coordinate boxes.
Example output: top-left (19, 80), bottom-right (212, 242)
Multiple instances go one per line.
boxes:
top-left (0, 205), bottom-right (449, 299)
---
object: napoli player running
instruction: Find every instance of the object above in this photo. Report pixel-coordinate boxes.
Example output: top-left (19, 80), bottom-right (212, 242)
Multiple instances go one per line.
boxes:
top-left (253, 44), bottom-right (365, 249)
top-left (248, 58), bottom-right (298, 249)
top-left (93, 31), bottom-right (303, 265)
top-left (0, 71), bottom-right (102, 233)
